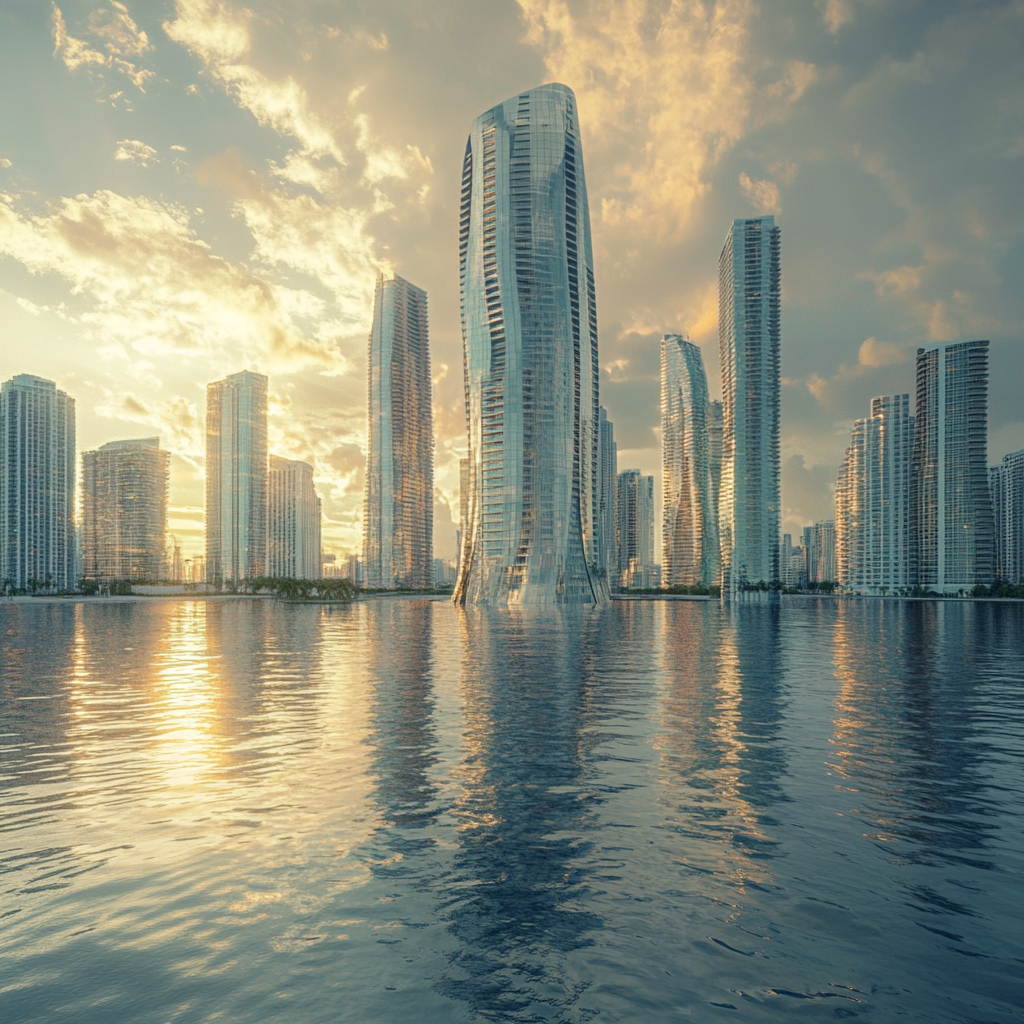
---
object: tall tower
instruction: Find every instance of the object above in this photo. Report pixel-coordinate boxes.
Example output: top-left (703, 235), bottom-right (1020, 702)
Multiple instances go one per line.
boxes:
top-left (718, 216), bottom-right (781, 591)
top-left (617, 469), bottom-right (655, 589)
top-left (834, 395), bottom-right (913, 593)
top-left (268, 456), bottom-right (322, 579)
top-left (82, 437), bottom-right (169, 581)
top-left (454, 83), bottom-right (606, 605)
top-left (661, 335), bottom-right (719, 587)
top-left (998, 449), bottom-right (1024, 584)
top-left (363, 272), bottom-right (433, 590)
top-left (598, 407), bottom-right (618, 590)
top-left (912, 340), bottom-right (994, 592)
top-left (0, 375), bottom-right (76, 592)
top-left (205, 370), bottom-right (268, 584)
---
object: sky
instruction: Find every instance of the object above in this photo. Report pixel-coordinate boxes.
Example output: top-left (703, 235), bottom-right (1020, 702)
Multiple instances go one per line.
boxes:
top-left (1, 0), bottom-right (1022, 562)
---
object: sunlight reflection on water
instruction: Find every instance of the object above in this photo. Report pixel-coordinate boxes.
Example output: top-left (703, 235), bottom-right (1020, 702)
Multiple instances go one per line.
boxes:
top-left (1, 597), bottom-right (1023, 1021)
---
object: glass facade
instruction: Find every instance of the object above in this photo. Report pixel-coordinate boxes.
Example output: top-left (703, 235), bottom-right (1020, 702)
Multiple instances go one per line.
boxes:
top-left (598, 406), bottom-right (618, 590)
top-left (205, 370), bottom-right (268, 583)
top-left (718, 216), bottom-right (781, 591)
top-left (82, 437), bottom-right (169, 581)
top-left (835, 395), bottom-right (913, 593)
top-left (454, 83), bottom-right (607, 605)
top-left (661, 334), bottom-right (719, 586)
top-left (912, 340), bottom-right (994, 591)
top-left (616, 469), bottom-right (655, 589)
top-left (996, 449), bottom-right (1024, 584)
top-left (363, 273), bottom-right (433, 590)
top-left (0, 374), bottom-right (76, 591)
top-left (268, 456), bottom-right (322, 579)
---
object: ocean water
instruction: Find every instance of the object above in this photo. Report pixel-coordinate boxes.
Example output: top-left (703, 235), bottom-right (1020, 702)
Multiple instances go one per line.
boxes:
top-left (1, 597), bottom-right (1023, 1022)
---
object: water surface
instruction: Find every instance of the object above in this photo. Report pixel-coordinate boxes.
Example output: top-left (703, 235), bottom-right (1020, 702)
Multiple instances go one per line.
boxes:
top-left (2, 598), bottom-right (1023, 1021)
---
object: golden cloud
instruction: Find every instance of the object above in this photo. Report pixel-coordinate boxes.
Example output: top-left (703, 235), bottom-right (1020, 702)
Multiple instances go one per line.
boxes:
top-left (52, 2), bottom-right (154, 91)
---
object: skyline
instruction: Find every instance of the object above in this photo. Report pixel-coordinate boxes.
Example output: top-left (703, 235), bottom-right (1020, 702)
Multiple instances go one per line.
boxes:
top-left (1, 1), bottom-right (1023, 563)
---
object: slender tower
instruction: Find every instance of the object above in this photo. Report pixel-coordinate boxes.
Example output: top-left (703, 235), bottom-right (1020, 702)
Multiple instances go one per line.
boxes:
top-left (912, 340), bottom-right (994, 592)
top-left (454, 83), bottom-right (605, 605)
top-left (268, 456), bottom-right (322, 579)
top-left (617, 469), bottom-right (655, 589)
top-left (205, 370), bottom-right (268, 584)
top-left (718, 216), bottom-right (781, 592)
top-left (0, 375), bottom-right (76, 592)
top-left (598, 406), bottom-right (618, 590)
top-left (363, 272), bottom-right (433, 590)
top-left (661, 335), bottom-right (719, 587)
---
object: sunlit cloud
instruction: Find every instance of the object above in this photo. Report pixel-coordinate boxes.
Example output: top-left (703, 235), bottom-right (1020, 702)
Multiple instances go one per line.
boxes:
top-left (51, 1), bottom-right (154, 91)
top-left (114, 138), bottom-right (159, 166)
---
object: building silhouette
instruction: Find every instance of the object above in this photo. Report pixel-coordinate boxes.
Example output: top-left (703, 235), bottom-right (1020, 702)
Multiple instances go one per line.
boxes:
top-left (835, 395), bottom-right (914, 594)
top-left (205, 370), bottom-right (268, 584)
top-left (0, 374), bottom-right (76, 592)
top-left (363, 272), bottom-right (433, 589)
top-left (267, 456), bottom-right (321, 579)
top-left (454, 83), bottom-right (606, 605)
top-left (912, 341), bottom-right (994, 592)
top-left (82, 437), bottom-right (169, 581)
top-left (617, 469), bottom-right (655, 589)
top-left (718, 216), bottom-right (781, 592)
top-left (661, 334), bottom-right (719, 587)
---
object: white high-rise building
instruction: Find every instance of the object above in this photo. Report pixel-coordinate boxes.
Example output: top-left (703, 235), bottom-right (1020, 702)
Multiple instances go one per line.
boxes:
top-left (598, 406), bottom-right (618, 590)
top-left (268, 456), bottom-right (322, 579)
top-left (82, 437), bottom-right (169, 581)
top-left (0, 375), bottom-right (76, 592)
top-left (718, 216), bottom-right (781, 591)
top-left (661, 334), bottom-right (719, 587)
top-left (912, 341), bottom-right (994, 592)
top-left (835, 395), bottom-right (914, 594)
top-left (206, 370), bottom-right (268, 584)
top-left (363, 273), bottom-right (433, 590)
top-left (454, 83), bottom-right (606, 605)
top-left (617, 469), bottom-right (655, 589)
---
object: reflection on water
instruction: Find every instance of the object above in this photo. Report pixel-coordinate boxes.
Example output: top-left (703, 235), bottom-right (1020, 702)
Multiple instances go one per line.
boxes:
top-left (2, 597), bottom-right (1023, 1022)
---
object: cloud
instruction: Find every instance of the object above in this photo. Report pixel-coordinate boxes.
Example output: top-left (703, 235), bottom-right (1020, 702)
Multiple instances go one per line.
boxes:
top-left (51, 2), bottom-right (154, 91)
top-left (0, 188), bottom-right (346, 373)
top-left (782, 454), bottom-right (834, 534)
top-left (857, 337), bottom-right (906, 368)
top-left (94, 389), bottom-right (204, 463)
top-left (804, 337), bottom-right (909, 403)
top-left (114, 139), bottom-right (159, 166)
top-left (739, 172), bottom-right (780, 215)
top-left (817, 0), bottom-right (854, 35)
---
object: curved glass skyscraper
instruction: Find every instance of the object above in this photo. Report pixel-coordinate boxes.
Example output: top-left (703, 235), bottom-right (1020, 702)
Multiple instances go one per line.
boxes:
top-left (661, 335), bottom-right (719, 587)
top-left (454, 83), bottom-right (606, 605)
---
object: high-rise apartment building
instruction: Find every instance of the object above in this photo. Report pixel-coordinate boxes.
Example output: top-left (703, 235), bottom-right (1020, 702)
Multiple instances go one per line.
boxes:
top-left (802, 520), bottom-right (836, 584)
top-left (992, 449), bottom-right (1024, 584)
top-left (0, 375), bottom-right (76, 592)
top-left (363, 272), bottom-right (433, 590)
top-left (835, 395), bottom-right (914, 594)
top-left (661, 334), bottom-right (719, 587)
top-left (206, 370), bottom-right (268, 584)
top-left (82, 437), bottom-right (169, 581)
top-left (718, 216), bottom-right (781, 591)
top-left (457, 456), bottom-right (470, 577)
top-left (617, 469), bottom-right (655, 589)
top-left (454, 83), bottom-right (606, 605)
top-left (268, 456), bottom-right (322, 579)
top-left (912, 341), bottom-right (994, 592)
top-left (598, 406), bottom-right (618, 589)
top-left (708, 399), bottom-right (723, 536)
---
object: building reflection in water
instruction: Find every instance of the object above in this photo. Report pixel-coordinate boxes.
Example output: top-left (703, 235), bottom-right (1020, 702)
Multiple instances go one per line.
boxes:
top-left (439, 607), bottom-right (606, 1016)
top-left (828, 601), bottom-right (1004, 883)
top-left (656, 603), bottom-right (787, 890)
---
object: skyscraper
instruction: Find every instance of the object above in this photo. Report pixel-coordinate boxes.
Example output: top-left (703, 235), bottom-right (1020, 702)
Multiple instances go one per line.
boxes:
top-left (912, 340), bottom-right (994, 592)
top-left (835, 395), bottom-right (914, 594)
top-left (453, 83), bottom-right (606, 605)
top-left (803, 520), bottom-right (836, 584)
top-left (718, 216), bottom-right (781, 591)
top-left (994, 449), bottom-right (1024, 584)
top-left (598, 406), bottom-right (618, 590)
top-left (0, 374), bottom-right (76, 592)
top-left (82, 437), bottom-right (169, 581)
top-left (268, 456), bottom-right (322, 579)
top-left (617, 469), bottom-right (655, 589)
top-left (363, 272), bottom-right (433, 590)
top-left (661, 334), bottom-right (719, 587)
top-left (457, 455), bottom-right (470, 577)
top-left (708, 399), bottom-right (723, 536)
top-left (206, 370), bottom-right (268, 584)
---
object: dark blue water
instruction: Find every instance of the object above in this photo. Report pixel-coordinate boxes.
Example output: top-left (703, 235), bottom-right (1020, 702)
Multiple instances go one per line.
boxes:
top-left (2, 597), bottom-right (1023, 1022)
